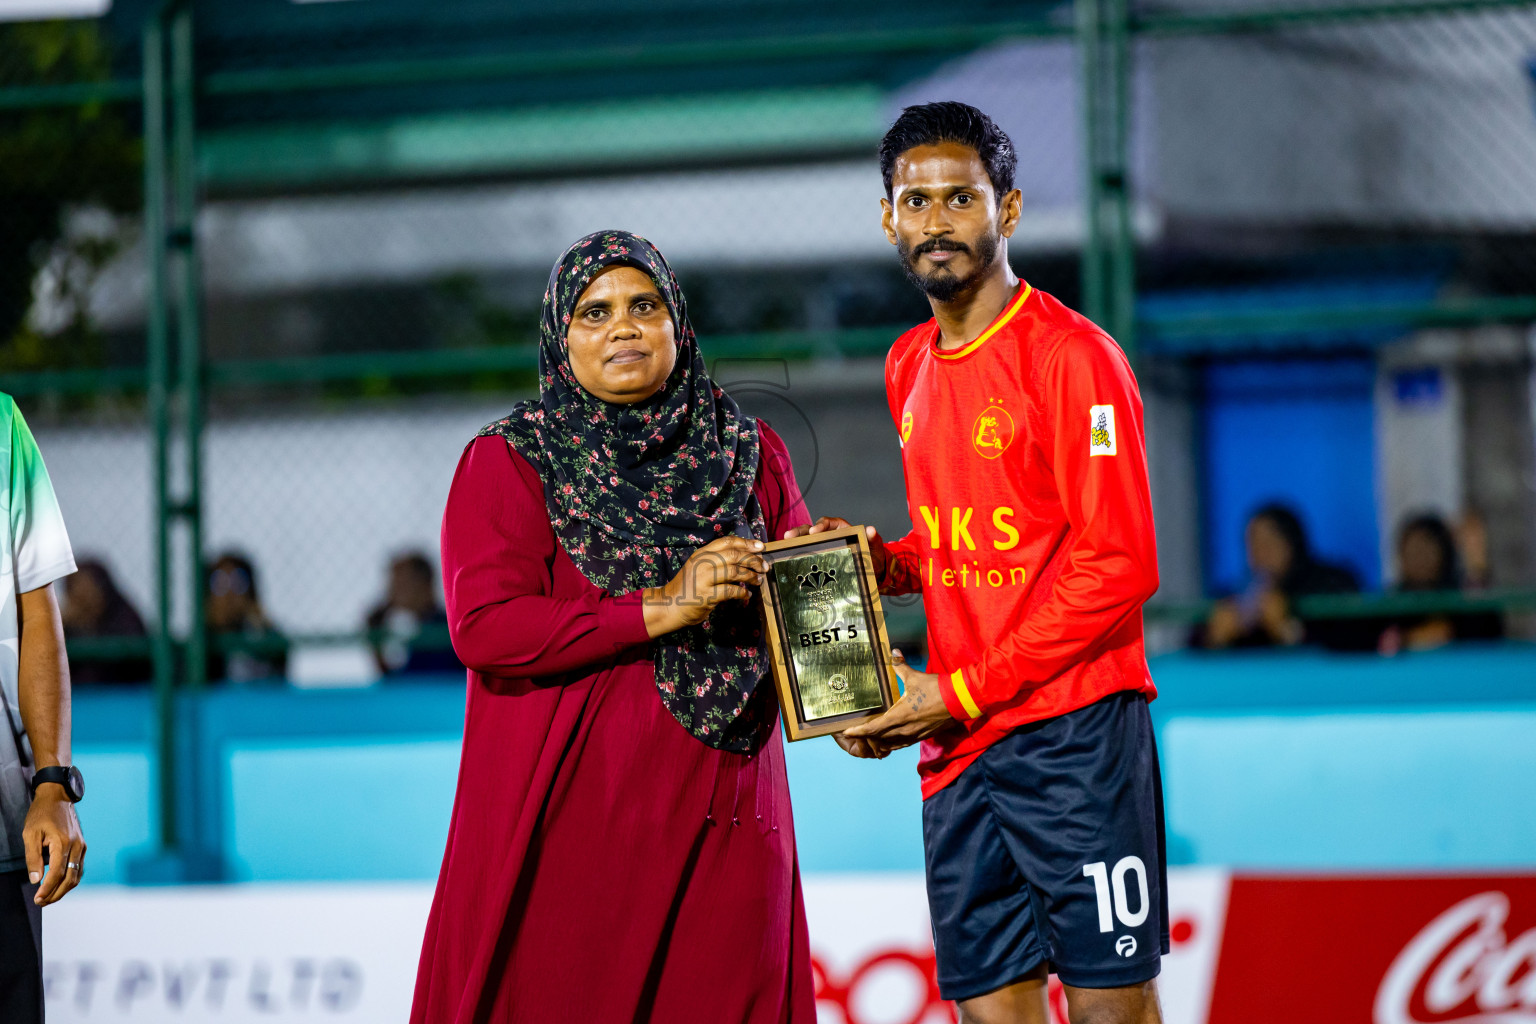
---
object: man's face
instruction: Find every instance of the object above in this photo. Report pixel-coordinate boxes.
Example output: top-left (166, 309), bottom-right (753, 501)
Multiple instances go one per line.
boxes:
top-left (882, 142), bottom-right (1019, 302)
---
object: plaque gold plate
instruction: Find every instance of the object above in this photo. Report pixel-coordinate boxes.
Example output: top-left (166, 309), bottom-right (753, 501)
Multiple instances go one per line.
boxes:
top-left (757, 526), bottom-right (898, 741)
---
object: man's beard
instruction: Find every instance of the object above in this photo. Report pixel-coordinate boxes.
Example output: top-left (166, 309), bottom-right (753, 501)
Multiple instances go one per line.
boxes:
top-left (899, 233), bottom-right (1000, 302)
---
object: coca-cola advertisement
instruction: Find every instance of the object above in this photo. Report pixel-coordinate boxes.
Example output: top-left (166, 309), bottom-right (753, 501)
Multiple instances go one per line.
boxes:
top-left (1207, 875), bottom-right (1536, 1024)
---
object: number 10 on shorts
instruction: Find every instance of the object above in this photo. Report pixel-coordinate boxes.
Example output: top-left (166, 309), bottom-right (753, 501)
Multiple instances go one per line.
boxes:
top-left (1082, 857), bottom-right (1150, 933)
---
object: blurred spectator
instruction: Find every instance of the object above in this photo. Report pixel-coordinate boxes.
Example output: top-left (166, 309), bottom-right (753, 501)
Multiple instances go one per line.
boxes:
top-left (1376, 513), bottom-right (1503, 654)
top-left (60, 559), bottom-right (150, 685)
top-left (1196, 503), bottom-right (1361, 649)
top-left (365, 552), bottom-right (461, 678)
top-left (205, 552), bottom-right (288, 683)
top-left (1454, 509), bottom-right (1492, 590)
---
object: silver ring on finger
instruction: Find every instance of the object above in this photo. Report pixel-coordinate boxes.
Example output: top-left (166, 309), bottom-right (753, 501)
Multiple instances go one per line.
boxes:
top-left (67, 861), bottom-right (79, 872)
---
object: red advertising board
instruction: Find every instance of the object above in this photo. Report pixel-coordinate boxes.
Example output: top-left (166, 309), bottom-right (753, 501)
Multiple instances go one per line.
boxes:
top-left (1209, 875), bottom-right (1536, 1024)
top-left (803, 871), bottom-right (1536, 1024)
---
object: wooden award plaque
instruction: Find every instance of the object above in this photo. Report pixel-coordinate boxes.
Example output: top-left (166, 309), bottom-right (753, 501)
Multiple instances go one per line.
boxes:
top-left (757, 526), bottom-right (899, 741)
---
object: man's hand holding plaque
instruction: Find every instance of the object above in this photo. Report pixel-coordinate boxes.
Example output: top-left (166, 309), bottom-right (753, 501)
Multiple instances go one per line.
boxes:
top-left (838, 648), bottom-right (956, 758)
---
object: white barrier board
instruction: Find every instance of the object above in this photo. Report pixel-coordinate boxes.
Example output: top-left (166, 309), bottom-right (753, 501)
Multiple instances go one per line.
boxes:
top-left (43, 872), bottom-right (1229, 1023)
top-left (44, 884), bottom-right (430, 1021)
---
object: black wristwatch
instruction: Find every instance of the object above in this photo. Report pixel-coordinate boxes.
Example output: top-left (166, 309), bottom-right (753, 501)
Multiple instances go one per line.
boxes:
top-left (30, 765), bottom-right (84, 803)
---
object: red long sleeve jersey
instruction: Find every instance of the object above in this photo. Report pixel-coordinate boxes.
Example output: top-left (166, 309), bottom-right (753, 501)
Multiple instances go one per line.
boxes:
top-left (883, 283), bottom-right (1160, 799)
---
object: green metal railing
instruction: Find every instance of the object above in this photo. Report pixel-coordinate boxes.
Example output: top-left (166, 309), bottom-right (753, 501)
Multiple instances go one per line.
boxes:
top-left (60, 588), bottom-right (1536, 673)
top-left (2, 324), bottom-right (918, 397)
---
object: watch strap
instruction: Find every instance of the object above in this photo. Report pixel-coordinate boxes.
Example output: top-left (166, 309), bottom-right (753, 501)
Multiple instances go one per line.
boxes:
top-left (30, 765), bottom-right (81, 802)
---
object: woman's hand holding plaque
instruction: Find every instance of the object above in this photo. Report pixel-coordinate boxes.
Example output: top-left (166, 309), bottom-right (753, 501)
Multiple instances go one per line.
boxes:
top-left (642, 537), bottom-right (767, 637)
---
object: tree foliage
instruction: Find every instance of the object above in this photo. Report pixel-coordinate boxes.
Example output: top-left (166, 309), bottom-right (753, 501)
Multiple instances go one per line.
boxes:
top-left (0, 19), bottom-right (141, 373)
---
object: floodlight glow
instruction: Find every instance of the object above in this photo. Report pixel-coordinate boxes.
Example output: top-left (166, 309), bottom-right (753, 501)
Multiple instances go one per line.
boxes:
top-left (0, 0), bottom-right (110, 20)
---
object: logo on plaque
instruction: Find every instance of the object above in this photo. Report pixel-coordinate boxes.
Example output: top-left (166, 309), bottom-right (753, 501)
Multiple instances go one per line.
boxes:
top-left (796, 563), bottom-right (838, 590)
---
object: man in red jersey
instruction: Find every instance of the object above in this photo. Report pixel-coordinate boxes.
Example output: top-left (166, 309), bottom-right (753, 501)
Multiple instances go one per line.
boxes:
top-left (791, 102), bottom-right (1166, 1023)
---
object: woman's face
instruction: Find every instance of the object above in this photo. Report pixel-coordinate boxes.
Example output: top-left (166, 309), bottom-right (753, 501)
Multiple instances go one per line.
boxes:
top-left (1400, 527), bottom-right (1446, 588)
top-left (207, 559), bottom-right (255, 628)
top-left (566, 266), bottom-right (678, 404)
top-left (1246, 516), bottom-right (1294, 579)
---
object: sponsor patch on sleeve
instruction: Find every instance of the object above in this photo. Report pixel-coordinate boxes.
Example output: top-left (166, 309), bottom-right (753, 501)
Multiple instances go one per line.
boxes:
top-left (1089, 404), bottom-right (1117, 456)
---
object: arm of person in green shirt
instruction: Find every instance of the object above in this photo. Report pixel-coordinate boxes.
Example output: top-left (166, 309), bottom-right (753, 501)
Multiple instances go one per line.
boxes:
top-left (19, 584), bottom-right (85, 906)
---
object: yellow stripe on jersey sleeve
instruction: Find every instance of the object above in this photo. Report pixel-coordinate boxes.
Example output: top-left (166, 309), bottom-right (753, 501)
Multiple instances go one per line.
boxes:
top-left (950, 669), bottom-right (983, 719)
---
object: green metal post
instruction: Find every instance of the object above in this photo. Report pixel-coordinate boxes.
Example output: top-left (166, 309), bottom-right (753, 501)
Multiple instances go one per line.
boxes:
top-left (1077, 0), bottom-right (1107, 328)
top-left (1077, 0), bottom-right (1137, 356)
top-left (1108, 0), bottom-right (1135, 358)
top-left (142, 15), bottom-right (177, 852)
top-left (171, 4), bottom-right (206, 692)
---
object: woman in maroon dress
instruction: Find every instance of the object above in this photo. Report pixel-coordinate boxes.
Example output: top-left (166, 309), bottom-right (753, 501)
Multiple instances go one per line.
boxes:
top-left (411, 231), bottom-right (816, 1024)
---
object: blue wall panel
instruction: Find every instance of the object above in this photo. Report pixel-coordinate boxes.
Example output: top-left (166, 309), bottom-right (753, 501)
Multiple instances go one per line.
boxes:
top-left (1200, 358), bottom-right (1380, 593)
top-left (225, 737), bottom-right (461, 881)
top-left (74, 746), bottom-right (155, 885)
top-left (784, 741), bottom-right (924, 873)
top-left (1163, 707), bottom-right (1536, 867)
top-left (66, 646), bottom-right (1536, 882)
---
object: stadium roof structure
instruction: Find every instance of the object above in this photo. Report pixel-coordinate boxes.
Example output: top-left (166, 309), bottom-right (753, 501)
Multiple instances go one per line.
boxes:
top-left (88, 0), bottom-right (1071, 192)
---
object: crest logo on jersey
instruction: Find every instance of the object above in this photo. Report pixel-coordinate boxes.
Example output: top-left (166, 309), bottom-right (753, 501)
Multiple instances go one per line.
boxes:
top-left (972, 405), bottom-right (1014, 460)
top-left (900, 410), bottom-right (913, 447)
top-left (1090, 404), bottom-right (1117, 456)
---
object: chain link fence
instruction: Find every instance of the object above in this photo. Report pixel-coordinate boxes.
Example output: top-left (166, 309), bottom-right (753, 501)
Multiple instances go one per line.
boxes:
top-left (5, 1), bottom-right (1535, 684)
top-left (1139, 2), bottom-right (1536, 301)
top-left (1132, 0), bottom-right (1536, 631)
top-left (16, 391), bottom-right (155, 685)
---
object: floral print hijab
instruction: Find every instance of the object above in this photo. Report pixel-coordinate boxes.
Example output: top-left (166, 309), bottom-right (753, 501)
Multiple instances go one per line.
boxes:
top-left (479, 230), bottom-right (772, 752)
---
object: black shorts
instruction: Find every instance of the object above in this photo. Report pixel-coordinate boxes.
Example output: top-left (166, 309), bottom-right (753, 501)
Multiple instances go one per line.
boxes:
top-left (922, 691), bottom-right (1169, 1000)
top-left (0, 869), bottom-right (42, 1024)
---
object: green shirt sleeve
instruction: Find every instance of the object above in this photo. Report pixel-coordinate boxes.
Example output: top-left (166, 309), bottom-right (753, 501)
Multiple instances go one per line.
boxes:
top-left (7, 399), bottom-right (76, 594)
